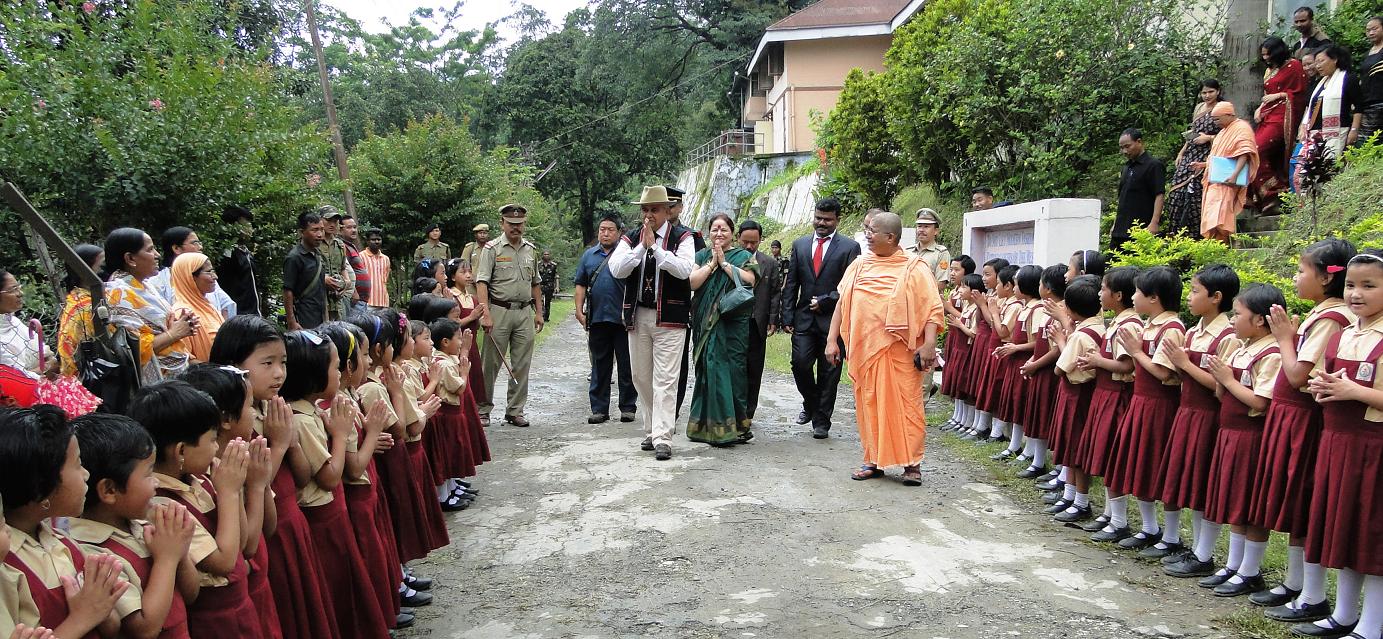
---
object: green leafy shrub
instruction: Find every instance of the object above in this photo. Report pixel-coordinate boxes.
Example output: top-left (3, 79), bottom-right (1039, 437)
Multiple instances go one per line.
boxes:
top-left (826, 69), bottom-right (906, 208)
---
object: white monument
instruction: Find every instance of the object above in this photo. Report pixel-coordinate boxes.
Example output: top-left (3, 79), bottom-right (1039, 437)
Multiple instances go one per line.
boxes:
top-left (962, 198), bottom-right (1102, 266)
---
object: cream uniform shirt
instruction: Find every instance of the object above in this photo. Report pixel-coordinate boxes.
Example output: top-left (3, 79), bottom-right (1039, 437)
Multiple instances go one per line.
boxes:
top-left (1292, 299), bottom-right (1353, 392)
top-left (68, 517), bottom-right (160, 620)
top-left (1313, 313), bottom-right (1383, 422)
top-left (290, 399), bottom-right (337, 508)
top-left (1224, 333), bottom-right (1283, 417)
top-left (1144, 310), bottom-right (1186, 386)
top-left (1107, 308), bottom-right (1144, 382)
top-left (151, 473), bottom-right (229, 587)
top-left (1056, 316), bottom-right (1107, 384)
top-left (1186, 313), bottom-right (1241, 373)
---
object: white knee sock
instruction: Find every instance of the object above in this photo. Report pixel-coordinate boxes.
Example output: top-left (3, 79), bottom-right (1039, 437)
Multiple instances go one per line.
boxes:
top-left (1008, 424), bottom-right (1024, 452)
top-left (1282, 546), bottom-right (1305, 591)
top-left (1354, 575), bottom-right (1383, 639)
top-left (1062, 483), bottom-right (1077, 501)
top-left (1101, 497), bottom-right (1111, 518)
top-left (1162, 509), bottom-right (1181, 545)
top-left (1189, 510), bottom-right (1204, 549)
top-left (1032, 439), bottom-right (1048, 468)
top-left (990, 418), bottom-right (1007, 438)
top-left (1137, 500), bottom-right (1159, 535)
top-left (1057, 466), bottom-right (1069, 482)
top-left (1022, 435), bottom-right (1035, 457)
top-left (1299, 560), bottom-right (1328, 606)
top-left (1108, 495), bottom-right (1129, 530)
top-left (1324, 568), bottom-right (1363, 626)
top-left (976, 411), bottom-right (992, 434)
top-left (1195, 522), bottom-right (1222, 563)
top-left (1073, 491), bottom-right (1090, 508)
top-left (1225, 532), bottom-right (1246, 572)
top-left (1235, 539), bottom-right (1267, 578)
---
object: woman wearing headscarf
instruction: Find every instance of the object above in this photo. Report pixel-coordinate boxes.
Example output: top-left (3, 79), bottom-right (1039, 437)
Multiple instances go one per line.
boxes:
top-left (1251, 37), bottom-right (1308, 210)
top-left (170, 252), bottom-right (224, 361)
top-left (56, 243), bottom-right (105, 377)
top-left (1200, 102), bottom-right (1259, 244)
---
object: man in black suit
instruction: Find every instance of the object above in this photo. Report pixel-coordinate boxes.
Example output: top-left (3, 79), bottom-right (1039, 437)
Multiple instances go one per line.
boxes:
top-left (667, 186), bottom-right (705, 418)
top-left (782, 197), bottom-right (861, 438)
top-left (736, 220), bottom-right (781, 419)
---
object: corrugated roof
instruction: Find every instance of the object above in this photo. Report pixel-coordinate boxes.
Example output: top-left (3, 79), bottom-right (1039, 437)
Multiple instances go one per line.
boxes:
top-left (767, 0), bottom-right (915, 31)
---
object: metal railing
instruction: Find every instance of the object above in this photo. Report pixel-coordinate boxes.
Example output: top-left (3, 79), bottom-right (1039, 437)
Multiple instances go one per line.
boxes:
top-left (685, 129), bottom-right (764, 166)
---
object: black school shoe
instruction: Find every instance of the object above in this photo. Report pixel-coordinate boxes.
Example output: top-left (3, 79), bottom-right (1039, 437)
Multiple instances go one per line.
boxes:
top-left (1198, 569), bottom-right (1236, 588)
top-left (1288, 617), bottom-right (1356, 638)
top-left (1117, 530), bottom-right (1161, 550)
top-left (1043, 500), bottom-right (1072, 514)
top-left (1266, 600), bottom-right (1331, 623)
top-left (1036, 478), bottom-right (1064, 491)
top-left (1164, 556), bottom-right (1217, 578)
top-left (403, 573), bottom-right (433, 591)
top-left (1054, 505), bottom-right (1093, 523)
top-left (1081, 514), bottom-right (1111, 532)
top-left (1016, 466), bottom-right (1047, 479)
top-left (1042, 490), bottom-right (1063, 504)
top-left (1250, 586), bottom-right (1301, 607)
top-left (1090, 526), bottom-right (1132, 543)
top-left (990, 449), bottom-right (1018, 461)
top-left (1214, 574), bottom-right (1267, 597)
top-left (1138, 541), bottom-right (1184, 560)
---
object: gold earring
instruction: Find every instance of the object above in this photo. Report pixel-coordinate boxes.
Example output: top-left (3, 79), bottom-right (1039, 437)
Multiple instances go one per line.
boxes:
top-left (178, 456), bottom-right (185, 473)
top-left (40, 499), bottom-right (50, 511)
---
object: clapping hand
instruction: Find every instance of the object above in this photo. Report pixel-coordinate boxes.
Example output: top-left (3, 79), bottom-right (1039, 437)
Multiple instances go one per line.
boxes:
top-left (261, 397), bottom-right (297, 451)
top-left (1164, 341), bottom-right (1191, 369)
top-left (1115, 325), bottom-right (1142, 355)
top-left (144, 502), bottom-right (195, 563)
top-left (325, 394), bottom-right (357, 441)
top-left (61, 553), bottom-right (128, 633)
top-left (1309, 369), bottom-right (1360, 403)
top-left (1267, 305), bottom-right (1298, 344)
top-left (245, 437), bottom-right (272, 490)
top-left (1206, 355), bottom-right (1233, 385)
top-left (211, 438), bottom-right (250, 495)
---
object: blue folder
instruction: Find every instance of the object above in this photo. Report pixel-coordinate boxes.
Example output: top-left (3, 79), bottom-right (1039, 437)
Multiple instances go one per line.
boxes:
top-left (1209, 155), bottom-right (1248, 186)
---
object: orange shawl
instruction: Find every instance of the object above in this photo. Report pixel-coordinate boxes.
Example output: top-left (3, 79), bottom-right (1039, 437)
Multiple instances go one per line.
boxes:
top-left (1201, 118), bottom-right (1259, 237)
top-left (170, 253), bottom-right (223, 362)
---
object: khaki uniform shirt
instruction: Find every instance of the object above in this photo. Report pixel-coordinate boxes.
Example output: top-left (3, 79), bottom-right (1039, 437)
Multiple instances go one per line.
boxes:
top-left (150, 473), bottom-right (230, 587)
top-left (1313, 313), bottom-right (1383, 422)
top-left (1225, 333), bottom-right (1284, 417)
top-left (431, 352), bottom-right (465, 405)
top-left (290, 399), bottom-right (336, 508)
top-left (68, 518), bottom-right (158, 621)
top-left (911, 242), bottom-right (952, 286)
top-left (1144, 311), bottom-right (1186, 387)
top-left (1056, 316), bottom-right (1107, 384)
top-left (476, 238), bottom-right (540, 304)
top-left (1108, 308), bottom-right (1143, 382)
top-left (398, 360), bottom-right (427, 443)
top-left (1292, 299), bottom-right (1353, 392)
top-left (413, 241), bottom-right (451, 265)
top-left (461, 241), bottom-right (482, 270)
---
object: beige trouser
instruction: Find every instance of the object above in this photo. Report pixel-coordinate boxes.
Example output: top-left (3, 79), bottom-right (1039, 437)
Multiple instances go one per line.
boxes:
top-left (630, 307), bottom-right (687, 447)
top-left (480, 304), bottom-right (535, 418)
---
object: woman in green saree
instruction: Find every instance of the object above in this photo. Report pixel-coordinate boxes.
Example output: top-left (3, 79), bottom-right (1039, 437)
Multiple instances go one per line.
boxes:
top-left (688, 213), bottom-right (759, 446)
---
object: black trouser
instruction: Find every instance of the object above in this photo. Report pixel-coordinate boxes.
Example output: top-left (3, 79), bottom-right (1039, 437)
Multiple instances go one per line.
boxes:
top-left (587, 322), bottom-right (637, 416)
top-left (542, 289), bottom-right (555, 322)
top-left (791, 326), bottom-right (843, 430)
top-left (675, 329), bottom-right (691, 418)
top-left (746, 322), bottom-right (768, 418)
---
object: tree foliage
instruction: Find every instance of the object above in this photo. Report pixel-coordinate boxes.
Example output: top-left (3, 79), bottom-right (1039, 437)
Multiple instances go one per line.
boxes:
top-left (826, 69), bottom-right (906, 208)
top-left (881, 0), bottom-right (1222, 202)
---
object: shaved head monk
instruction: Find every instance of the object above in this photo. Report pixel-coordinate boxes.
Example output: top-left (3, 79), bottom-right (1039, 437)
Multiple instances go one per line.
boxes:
top-left (826, 212), bottom-right (945, 486)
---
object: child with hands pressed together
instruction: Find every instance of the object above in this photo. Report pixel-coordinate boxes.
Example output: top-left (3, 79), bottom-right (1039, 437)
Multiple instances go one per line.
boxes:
top-left (0, 406), bottom-right (131, 639)
top-left (940, 272), bottom-right (984, 433)
top-left (1248, 239), bottom-right (1355, 623)
top-left (991, 265), bottom-right (1038, 463)
top-left (205, 315), bottom-right (341, 639)
top-left (960, 258), bottom-right (1010, 440)
top-left (1072, 267), bottom-right (1142, 535)
top-left (1017, 264), bottom-right (1068, 484)
top-left (279, 330), bottom-right (392, 639)
top-left (1156, 264), bottom-right (1240, 572)
top-left (427, 318), bottom-right (480, 510)
top-left (129, 380), bottom-right (270, 639)
top-left (1301, 250), bottom-right (1383, 639)
top-left (939, 256), bottom-right (977, 431)
top-left (69, 412), bottom-right (198, 639)
top-left (1044, 275), bottom-right (1105, 524)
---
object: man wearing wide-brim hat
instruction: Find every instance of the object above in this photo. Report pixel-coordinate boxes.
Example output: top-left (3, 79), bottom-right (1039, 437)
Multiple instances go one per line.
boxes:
top-left (910, 208), bottom-right (951, 293)
top-left (459, 222), bottom-right (492, 296)
top-left (476, 203), bottom-right (543, 427)
top-left (608, 186), bottom-right (697, 461)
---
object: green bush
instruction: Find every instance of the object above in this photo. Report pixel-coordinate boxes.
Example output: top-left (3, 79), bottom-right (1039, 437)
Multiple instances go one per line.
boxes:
top-left (826, 69), bottom-right (905, 209)
top-left (891, 184), bottom-right (966, 252)
top-left (1266, 149), bottom-right (1383, 266)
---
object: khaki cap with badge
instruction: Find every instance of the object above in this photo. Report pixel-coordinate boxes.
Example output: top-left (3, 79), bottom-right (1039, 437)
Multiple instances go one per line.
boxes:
top-left (499, 204), bottom-right (528, 223)
top-left (915, 208), bottom-right (941, 225)
top-left (473, 223), bottom-right (490, 232)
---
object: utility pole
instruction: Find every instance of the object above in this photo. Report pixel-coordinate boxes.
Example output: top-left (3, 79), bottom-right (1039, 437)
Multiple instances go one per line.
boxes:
top-left (304, 0), bottom-right (356, 216)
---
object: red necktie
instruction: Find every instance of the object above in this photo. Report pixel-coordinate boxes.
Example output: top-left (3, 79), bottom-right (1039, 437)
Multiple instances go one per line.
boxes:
top-left (812, 236), bottom-right (827, 275)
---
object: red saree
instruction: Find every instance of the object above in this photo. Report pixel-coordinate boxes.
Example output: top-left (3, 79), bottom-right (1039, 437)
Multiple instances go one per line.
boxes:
top-left (1252, 59), bottom-right (1308, 198)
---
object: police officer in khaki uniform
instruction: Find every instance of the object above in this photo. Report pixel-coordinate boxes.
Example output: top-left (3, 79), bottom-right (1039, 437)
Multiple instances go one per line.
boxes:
top-left (476, 204), bottom-right (543, 427)
top-left (318, 205), bottom-right (353, 320)
top-left (911, 208), bottom-right (952, 292)
top-left (413, 222), bottom-right (451, 267)
top-left (458, 223), bottom-right (491, 295)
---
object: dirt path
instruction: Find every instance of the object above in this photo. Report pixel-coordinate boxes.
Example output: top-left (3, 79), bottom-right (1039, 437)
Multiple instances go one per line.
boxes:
top-left (405, 316), bottom-right (1246, 638)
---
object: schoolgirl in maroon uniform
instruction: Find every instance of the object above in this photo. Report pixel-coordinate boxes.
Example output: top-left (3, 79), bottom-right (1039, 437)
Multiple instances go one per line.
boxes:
top-left (961, 258), bottom-right (1010, 438)
top-left (1017, 264), bottom-right (1068, 483)
top-left (940, 255), bottom-right (977, 430)
top-left (1196, 285), bottom-right (1285, 597)
top-left (0, 405), bottom-right (129, 638)
top-left (1249, 239), bottom-right (1354, 624)
top-left (1073, 266), bottom-right (1141, 534)
top-left (979, 264), bottom-right (1022, 447)
top-left (942, 272), bottom-right (984, 432)
top-left (1301, 250), bottom-right (1383, 639)
top-left (1043, 275), bottom-right (1104, 522)
top-left (1152, 264), bottom-right (1240, 566)
top-left (1096, 266), bottom-right (1185, 547)
top-left (130, 381), bottom-right (270, 639)
top-left (207, 316), bottom-right (342, 639)
top-left (70, 412), bottom-right (197, 639)
top-left (994, 265), bottom-right (1040, 460)
top-left (280, 331), bottom-right (392, 639)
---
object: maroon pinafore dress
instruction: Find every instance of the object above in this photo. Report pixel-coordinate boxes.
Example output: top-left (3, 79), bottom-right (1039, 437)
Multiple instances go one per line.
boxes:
top-left (98, 536), bottom-right (191, 639)
top-left (1203, 344), bottom-right (1280, 525)
top-left (1105, 320), bottom-right (1185, 499)
top-left (1076, 316), bottom-right (1143, 475)
top-left (1050, 326), bottom-right (1104, 466)
top-left (1023, 314), bottom-right (1059, 440)
top-left (1304, 332), bottom-right (1383, 575)
top-left (1250, 310), bottom-right (1350, 536)
top-left (156, 479), bottom-right (264, 639)
top-left (972, 301), bottom-right (1003, 415)
top-left (1157, 325), bottom-right (1234, 511)
top-left (343, 422), bottom-right (403, 627)
top-left (3, 533), bottom-right (99, 639)
top-left (996, 304), bottom-right (1033, 425)
top-left (263, 461), bottom-right (341, 639)
top-left (940, 293), bottom-right (971, 401)
top-left (424, 355), bottom-right (476, 483)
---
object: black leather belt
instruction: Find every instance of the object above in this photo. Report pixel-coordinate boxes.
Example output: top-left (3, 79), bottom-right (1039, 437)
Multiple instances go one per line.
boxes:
top-left (490, 299), bottom-right (534, 310)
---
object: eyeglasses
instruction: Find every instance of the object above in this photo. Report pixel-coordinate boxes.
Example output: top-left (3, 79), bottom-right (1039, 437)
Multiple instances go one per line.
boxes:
top-left (0, 285), bottom-right (20, 295)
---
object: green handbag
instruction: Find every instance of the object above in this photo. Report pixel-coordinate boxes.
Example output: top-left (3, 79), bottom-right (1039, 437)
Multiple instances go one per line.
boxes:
top-left (716, 261), bottom-right (755, 319)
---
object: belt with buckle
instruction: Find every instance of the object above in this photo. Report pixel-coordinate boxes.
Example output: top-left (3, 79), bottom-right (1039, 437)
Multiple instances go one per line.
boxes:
top-left (490, 299), bottom-right (534, 310)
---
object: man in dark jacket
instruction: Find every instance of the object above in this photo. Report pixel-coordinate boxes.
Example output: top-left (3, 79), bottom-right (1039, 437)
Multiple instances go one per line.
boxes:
top-left (217, 205), bottom-right (260, 316)
top-left (737, 220), bottom-right (780, 420)
top-left (782, 197), bottom-right (861, 439)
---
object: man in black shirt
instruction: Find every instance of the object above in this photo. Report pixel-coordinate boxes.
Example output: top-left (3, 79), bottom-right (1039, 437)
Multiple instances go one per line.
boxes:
top-left (1112, 128), bottom-right (1166, 252)
top-left (1291, 7), bottom-right (1331, 59)
top-left (283, 211), bottom-right (328, 330)
top-left (217, 205), bottom-right (260, 316)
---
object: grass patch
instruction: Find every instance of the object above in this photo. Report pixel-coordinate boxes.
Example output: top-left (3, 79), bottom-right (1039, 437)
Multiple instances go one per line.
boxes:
top-left (927, 394), bottom-right (1341, 639)
top-left (763, 330), bottom-right (851, 386)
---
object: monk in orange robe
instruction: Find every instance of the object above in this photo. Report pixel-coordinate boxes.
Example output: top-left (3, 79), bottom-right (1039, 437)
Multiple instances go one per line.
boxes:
top-left (1200, 101), bottom-right (1260, 244)
top-left (827, 212), bottom-right (945, 486)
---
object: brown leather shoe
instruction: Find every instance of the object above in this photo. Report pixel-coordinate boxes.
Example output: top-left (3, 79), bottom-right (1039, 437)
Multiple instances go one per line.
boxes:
top-left (505, 415), bottom-right (530, 427)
